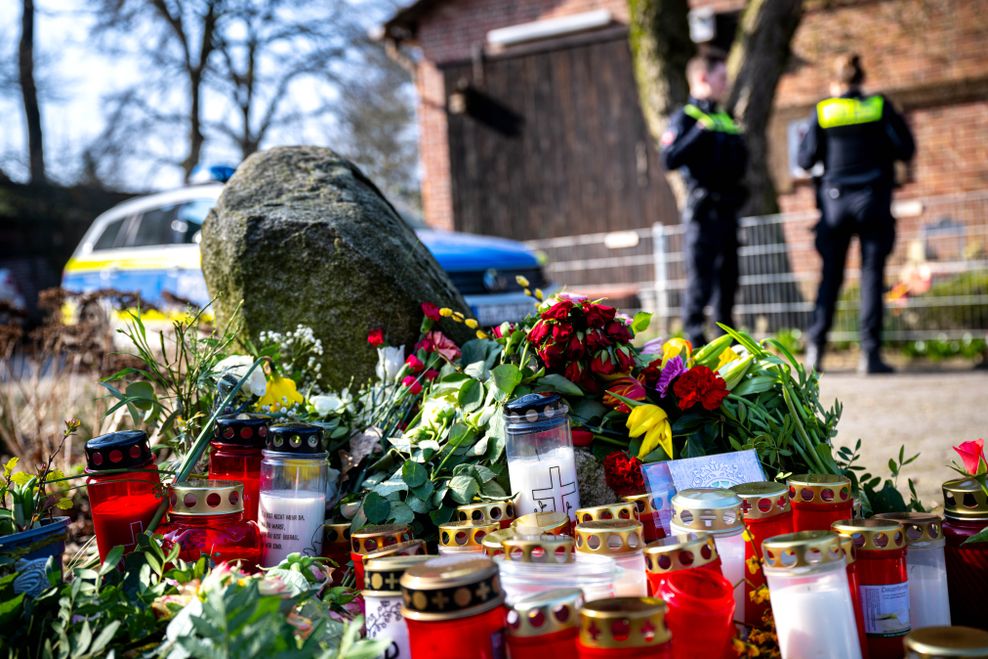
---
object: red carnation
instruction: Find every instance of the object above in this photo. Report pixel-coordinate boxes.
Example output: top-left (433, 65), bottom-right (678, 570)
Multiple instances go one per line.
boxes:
top-left (401, 375), bottom-right (423, 395)
top-left (542, 299), bottom-right (575, 320)
top-left (367, 327), bottom-right (384, 347)
top-left (672, 365), bottom-right (729, 411)
top-left (421, 302), bottom-right (441, 322)
top-left (405, 354), bottom-right (425, 373)
top-left (603, 451), bottom-right (645, 497)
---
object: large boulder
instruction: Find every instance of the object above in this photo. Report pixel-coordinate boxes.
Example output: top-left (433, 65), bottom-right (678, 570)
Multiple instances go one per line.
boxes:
top-left (201, 146), bottom-right (469, 390)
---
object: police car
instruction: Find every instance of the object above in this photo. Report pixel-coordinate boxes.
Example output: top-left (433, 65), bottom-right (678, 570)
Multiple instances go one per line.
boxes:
top-left (63, 182), bottom-right (548, 326)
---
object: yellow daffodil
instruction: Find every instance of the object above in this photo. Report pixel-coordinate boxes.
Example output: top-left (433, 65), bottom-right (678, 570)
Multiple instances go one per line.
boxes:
top-left (661, 337), bottom-right (692, 367)
top-left (717, 346), bottom-right (741, 369)
top-left (256, 375), bottom-right (304, 413)
top-left (626, 404), bottom-right (673, 459)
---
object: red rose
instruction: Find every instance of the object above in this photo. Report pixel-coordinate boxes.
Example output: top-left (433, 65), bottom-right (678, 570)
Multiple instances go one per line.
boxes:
top-left (586, 328), bottom-right (611, 352)
top-left (603, 451), bottom-right (645, 497)
top-left (542, 299), bottom-right (575, 321)
top-left (614, 345), bottom-right (636, 373)
top-left (564, 360), bottom-right (585, 384)
top-left (539, 342), bottom-right (567, 368)
top-left (405, 354), bottom-right (425, 373)
top-left (420, 302), bottom-right (441, 322)
top-left (606, 320), bottom-right (633, 344)
top-left (425, 369), bottom-right (440, 382)
top-left (551, 323), bottom-right (573, 343)
top-left (528, 320), bottom-right (551, 345)
top-left (367, 327), bottom-right (384, 347)
top-left (567, 333), bottom-right (586, 360)
top-left (602, 376), bottom-right (646, 412)
top-left (672, 365), bottom-right (728, 411)
top-left (583, 303), bottom-right (615, 329)
top-left (590, 349), bottom-right (616, 377)
top-left (401, 375), bottom-right (423, 395)
top-left (571, 428), bottom-right (594, 447)
top-left (638, 359), bottom-right (663, 390)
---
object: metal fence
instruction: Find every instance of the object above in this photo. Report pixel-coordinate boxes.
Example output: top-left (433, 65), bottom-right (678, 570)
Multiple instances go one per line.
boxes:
top-left (526, 190), bottom-right (988, 343)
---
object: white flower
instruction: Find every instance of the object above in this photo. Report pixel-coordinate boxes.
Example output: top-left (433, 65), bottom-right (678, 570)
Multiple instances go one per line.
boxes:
top-left (311, 391), bottom-right (350, 417)
top-left (375, 346), bottom-right (405, 382)
top-left (213, 355), bottom-right (266, 397)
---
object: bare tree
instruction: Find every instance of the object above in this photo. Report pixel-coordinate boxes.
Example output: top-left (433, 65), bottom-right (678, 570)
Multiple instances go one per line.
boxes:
top-left (19, 0), bottom-right (45, 184)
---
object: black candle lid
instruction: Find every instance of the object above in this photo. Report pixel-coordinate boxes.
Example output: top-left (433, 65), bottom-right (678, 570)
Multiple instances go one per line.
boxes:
top-left (214, 413), bottom-right (270, 447)
top-left (264, 423), bottom-right (326, 454)
top-left (86, 430), bottom-right (154, 470)
top-left (504, 392), bottom-right (569, 429)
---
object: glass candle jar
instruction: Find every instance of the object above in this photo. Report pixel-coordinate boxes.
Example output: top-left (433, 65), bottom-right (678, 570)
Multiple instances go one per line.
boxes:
top-left (351, 524), bottom-right (413, 590)
top-left (209, 413), bottom-right (269, 523)
top-left (670, 488), bottom-right (745, 622)
top-left (507, 588), bottom-right (583, 659)
top-left (497, 534), bottom-right (616, 604)
top-left (505, 393), bottom-right (580, 522)
top-left (258, 423), bottom-right (328, 567)
top-left (575, 520), bottom-right (648, 597)
top-left (762, 531), bottom-right (862, 659)
top-left (575, 503), bottom-right (639, 525)
top-left (577, 597), bottom-right (672, 658)
top-left (903, 626), bottom-right (988, 659)
top-left (321, 522), bottom-right (351, 584)
top-left (483, 528), bottom-right (516, 558)
top-left (457, 500), bottom-right (517, 530)
top-left (85, 430), bottom-right (163, 561)
top-left (401, 557), bottom-right (507, 659)
top-left (643, 533), bottom-right (722, 597)
top-left (364, 554), bottom-right (433, 659)
top-left (157, 480), bottom-right (260, 568)
top-left (787, 474), bottom-right (852, 532)
top-left (438, 521), bottom-right (499, 555)
top-left (623, 494), bottom-right (666, 543)
top-left (833, 518), bottom-right (910, 659)
top-left (513, 511), bottom-right (571, 537)
top-left (838, 534), bottom-right (869, 658)
top-left (731, 481), bottom-right (792, 626)
top-left (657, 567), bottom-right (736, 659)
top-left (941, 477), bottom-right (988, 631)
top-left (876, 512), bottom-right (951, 629)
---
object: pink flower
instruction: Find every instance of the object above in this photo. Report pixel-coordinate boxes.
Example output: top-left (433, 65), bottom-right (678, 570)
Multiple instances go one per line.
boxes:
top-left (423, 331), bottom-right (461, 362)
top-left (405, 354), bottom-right (425, 373)
top-left (402, 375), bottom-right (423, 395)
top-left (955, 439), bottom-right (987, 476)
top-left (367, 327), bottom-right (384, 347)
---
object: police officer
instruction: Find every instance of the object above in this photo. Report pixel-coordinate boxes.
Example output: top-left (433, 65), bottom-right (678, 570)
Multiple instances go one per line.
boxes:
top-left (661, 48), bottom-right (748, 348)
top-left (798, 54), bottom-right (915, 374)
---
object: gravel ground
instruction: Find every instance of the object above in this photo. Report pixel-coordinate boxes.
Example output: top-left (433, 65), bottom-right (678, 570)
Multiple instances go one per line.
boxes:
top-left (818, 369), bottom-right (988, 510)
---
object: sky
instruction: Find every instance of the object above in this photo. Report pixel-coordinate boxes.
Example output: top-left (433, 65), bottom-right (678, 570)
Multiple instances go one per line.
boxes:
top-left (0, 0), bottom-right (401, 192)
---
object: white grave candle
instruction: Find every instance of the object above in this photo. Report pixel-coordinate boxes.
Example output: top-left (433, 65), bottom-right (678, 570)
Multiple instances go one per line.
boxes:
top-left (507, 447), bottom-right (580, 522)
top-left (259, 489), bottom-right (326, 566)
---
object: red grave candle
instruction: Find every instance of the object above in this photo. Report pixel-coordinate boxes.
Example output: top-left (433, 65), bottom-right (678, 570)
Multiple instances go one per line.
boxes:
top-left (507, 588), bottom-right (583, 659)
top-left (208, 414), bottom-right (269, 523)
top-left (156, 480), bottom-right (260, 569)
top-left (658, 568), bottom-right (736, 659)
top-left (623, 493), bottom-right (666, 543)
top-left (322, 522), bottom-right (352, 585)
top-left (833, 518), bottom-right (909, 659)
top-left (643, 532), bottom-right (722, 597)
top-left (788, 474), bottom-right (853, 532)
top-left (731, 481), bottom-right (793, 626)
top-left (350, 524), bottom-right (412, 590)
top-left (401, 557), bottom-right (507, 659)
top-left (839, 534), bottom-right (870, 658)
top-left (941, 478), bottom-right (988, 631)
top-left (576, 597), bottom-right (672, 658)
top-left (85, 430), bottom-right (163, 561)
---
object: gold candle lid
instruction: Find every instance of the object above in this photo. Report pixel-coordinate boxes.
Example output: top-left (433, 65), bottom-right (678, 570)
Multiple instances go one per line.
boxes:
top-left (439, 521), bottom-right (499, 550)
top-left (503, 534), bottom-right (575, 564)
top-left (364, 554), bottom-right (433, 596)
top-left (323, 522), bottom-right (351, 546)
top-left (837, 534), bottom-right (856, 565)
top-left (483, 528), bottom-right (516, 556)
top-left (730, 481), bottom-right (791, 520)
top-left (575, 520), bottom-right (644, 556)
top-left (575, 502), bottom-right (639, 525)
top-left (400, 557), bottom-right (504, 621)
top-left (351, 524), bottom-right (413, 554)
top-left (168, 479), bottom-right (243, 516)
top-left (670, 488), bottom-right (742, 534)
top-left (904, 626), bottom-right (988, 657)
top-left (943, 478), bottom-right (988, 520)
top-left (507, 588), bottom-right (583, 638)
top-left (787, 474), bottom-right (852, 506)
top-left (874, 512), bottom-right (944, 545)
top-left (578, 597), bottom-right (671, 649)
top-left (360, 539), bottom-right (427, 571)
top-left (512, 511), bottom-right (570, 536)
top-left (831, 518), bottom-right (906, 552)
top-left (622, 493), bottom-right (665, 517)
top-left (457, 499), bottom-right (517, 526)
top-left (762, 530), bottom-right (845, 570)
top-left (644, 533), bottom-right (719, 574)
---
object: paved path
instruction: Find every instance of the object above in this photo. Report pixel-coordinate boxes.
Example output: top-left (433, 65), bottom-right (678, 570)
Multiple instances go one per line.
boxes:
top-left (819, 370), bottom-right (988, 509)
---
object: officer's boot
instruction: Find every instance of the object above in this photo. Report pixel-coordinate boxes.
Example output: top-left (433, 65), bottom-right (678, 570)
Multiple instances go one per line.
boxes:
top-left (858, 350), bottom-right (895, 375)
top-left (805, 343), bottom-right (824, 374)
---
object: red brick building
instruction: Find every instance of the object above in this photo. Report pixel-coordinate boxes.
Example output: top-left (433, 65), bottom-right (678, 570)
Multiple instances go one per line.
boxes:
top-left (383, 0), bottom-right (988, 239)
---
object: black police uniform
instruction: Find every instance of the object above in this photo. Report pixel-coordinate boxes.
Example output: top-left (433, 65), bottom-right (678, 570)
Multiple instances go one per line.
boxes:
top-left (797, 90), bottom-right (915, 363)
top-left (661, 97), bottom-right (748, 347)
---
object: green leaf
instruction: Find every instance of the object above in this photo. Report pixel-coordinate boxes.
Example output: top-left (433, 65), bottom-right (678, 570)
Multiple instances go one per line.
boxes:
top-left (401, 461), bottom-right (428, 489)
top-left (372, 480), bottom-right (408, 497)
top-left (449, 475), bottom-right (480, 504)
top-left (0, 592), bottom-right (24, 627)
top-left (533, 374), bottom-right (583, 397)
top-left (631, 311), bottom-right (652, 333)
top-left (457, 379), bottom-right (484, 412)
top-left (411, 480), bottom-right (435, 501)
top-left (406, 495), bottom-right (432, 514)
top-left (390, 501), bottom-right (415, 526)
top-left (962, 526), bottom-right (988, 545)
top-left (362, 492), bottom-right (391, 524)
top-left (99, 545), bottom-right (125, 576)
top-left (125, 381), bottom-right (156, 410)
top-left (491, 364), bottom-right (523, 400)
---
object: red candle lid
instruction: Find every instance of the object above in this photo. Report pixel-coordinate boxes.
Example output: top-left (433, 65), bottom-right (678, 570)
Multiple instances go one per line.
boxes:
top-left (787, 474), bottom-right (851, 506)
top-left (214, 413), bottom-right (270, 447)
top-left (85, 430), bottom-right (153, 471)
top-left (730, 481), bottom-right (790, 520)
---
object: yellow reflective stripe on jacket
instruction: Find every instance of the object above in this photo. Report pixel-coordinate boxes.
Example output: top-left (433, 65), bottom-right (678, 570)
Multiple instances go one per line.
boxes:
top-left (683, 104), bottom-right (741, 134)
top-left (816, 95), bottom-right (884, 129)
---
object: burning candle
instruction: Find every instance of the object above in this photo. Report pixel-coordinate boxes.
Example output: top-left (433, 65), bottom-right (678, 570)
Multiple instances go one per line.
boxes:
top-left (505, 393), bottom-right (581, 522)
top-left (838, 534), bottom-right (869, 658)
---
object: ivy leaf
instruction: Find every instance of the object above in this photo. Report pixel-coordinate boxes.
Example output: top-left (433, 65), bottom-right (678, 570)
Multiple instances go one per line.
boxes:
top-left (362, 492), bottom-right (391, 524)
top-left (449, 475), bottom-right (480, 504)
top-left (534, 374), bottom-right (583, 397)
top-left (401, 461), bottom-right (428, 489)
top-left (491, 364), bottom-right (523, 400)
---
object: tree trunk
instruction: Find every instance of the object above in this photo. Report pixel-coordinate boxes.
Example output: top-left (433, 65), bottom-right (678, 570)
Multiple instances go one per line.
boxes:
top-left (628, 0), bottom-right (695, 207)
top-left (19, 0), bottom-right (45, 184)
top-left (183, 71), bottom-right (205, 183)
top-left (726, 0), bottom-right (803, 216)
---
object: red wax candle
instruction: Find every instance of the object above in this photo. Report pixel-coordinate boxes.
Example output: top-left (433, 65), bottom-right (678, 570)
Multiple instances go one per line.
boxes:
top-left (350, 524), bottom-right (412, 590)
top-left (623, 494), bottom-right (666, 543)
top-left (157, 480), bottom-right (260, 569)
top-left (839, 535), bottom-right (870, 658)
top-left (577, 597), bottom-right (672, 658)
top-left (401, 557), bottom-right (507, 659)
top-left (658, 569), bottom-right (736, 659)
top-left (322, 522), bottom-right (352, 585)
top-left (507, 588), bottom-right (582, 659)
top-left (85, 430), bottom-right (163, 561)
top-left (731, 481), bottom-right (793, 626)
top-left (833, 519), bottom-right (909, 659)
top-left (209, 414), bottom-right (269, 523)
top-left (942, 478), bottom-right (988, 631)
top-left (643, 533), bottom-right (723, 597)
top-left (788, 474), bottom-right (852, 532)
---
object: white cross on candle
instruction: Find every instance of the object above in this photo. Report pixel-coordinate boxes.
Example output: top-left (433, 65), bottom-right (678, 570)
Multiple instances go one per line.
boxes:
top-left (508, 446), bottom-right (580, 521)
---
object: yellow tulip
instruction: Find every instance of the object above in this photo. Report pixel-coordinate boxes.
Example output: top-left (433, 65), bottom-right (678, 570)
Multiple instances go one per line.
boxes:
top-left (626, 404), bottom-right (673, 459)
top-left (661, 337), bottom-right (692, 367)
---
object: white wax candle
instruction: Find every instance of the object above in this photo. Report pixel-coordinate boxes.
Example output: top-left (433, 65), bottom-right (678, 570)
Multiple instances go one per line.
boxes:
top-left (259, 489), bottom-right (326, 566)
top-left (365, 593), bottom-right (411, 659)
top-left (612, 552), bottom-right (649, 597)
top-left (907, 545), bottom-right (951, 627)
top-left (507, 446), bottom-right (580, 521)
top-left (497, 554), bottom-right (616, 605)
top-left (713, 531), bottom-right (746, 624)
